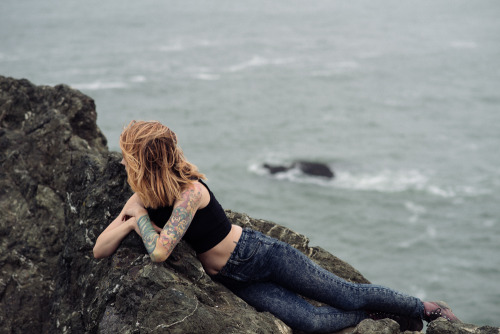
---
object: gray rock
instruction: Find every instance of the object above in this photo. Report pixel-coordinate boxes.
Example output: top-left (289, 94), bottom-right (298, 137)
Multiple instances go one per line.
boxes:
top-left (0, 76), bottom-right (495, 334)
top-left (263, 161), bottom-right (335, 179)
top-left (352, 319), bottom-right (401, 334)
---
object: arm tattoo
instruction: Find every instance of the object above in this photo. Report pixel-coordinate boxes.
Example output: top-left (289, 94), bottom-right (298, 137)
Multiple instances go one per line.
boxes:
top-left (135, 185), bottom-right (201, 262)
top-left (158, 186), bottom-right (201, 257)
top-left (137, 215), bottom-right (159, 255)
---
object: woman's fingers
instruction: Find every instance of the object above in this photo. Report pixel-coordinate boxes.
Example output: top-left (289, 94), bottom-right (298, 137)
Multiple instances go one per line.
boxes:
top-left (123, 196), bottom-right (147, 218)
top-left (122, 214), bottom-right (132, 221)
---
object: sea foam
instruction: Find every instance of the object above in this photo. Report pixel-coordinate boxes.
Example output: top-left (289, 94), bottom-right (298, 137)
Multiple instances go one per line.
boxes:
top-left (250, 162), bottom-right (482, 199)
top-left (227, 55), bottom-right (294, 72)
top-left (72, 81), bottom-right (127, 91)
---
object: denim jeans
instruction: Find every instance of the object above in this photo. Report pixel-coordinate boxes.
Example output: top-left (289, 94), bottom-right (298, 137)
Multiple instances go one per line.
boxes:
top-left (212, 228), bottom-right (424, 333)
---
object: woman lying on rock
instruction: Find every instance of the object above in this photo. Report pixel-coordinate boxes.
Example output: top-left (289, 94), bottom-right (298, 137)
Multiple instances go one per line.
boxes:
top-left (93, 120), bottom-right (460, 333)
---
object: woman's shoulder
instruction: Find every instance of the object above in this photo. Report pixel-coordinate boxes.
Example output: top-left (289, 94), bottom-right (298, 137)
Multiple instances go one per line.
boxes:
top-left (178, 181), bottom-right (210, 209)
top-left (195, 180), bottom-right (211, 209)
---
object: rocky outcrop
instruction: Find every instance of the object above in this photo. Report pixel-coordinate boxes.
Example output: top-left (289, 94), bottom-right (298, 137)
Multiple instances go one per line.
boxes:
top-left (0, 76), bottom-right (496, 334)
top-left (263, 161), bottom-right (335, 179)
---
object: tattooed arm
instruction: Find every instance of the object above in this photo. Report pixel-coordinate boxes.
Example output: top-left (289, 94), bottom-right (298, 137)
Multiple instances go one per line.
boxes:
top-left (135, 183), bottom-right (204, 262)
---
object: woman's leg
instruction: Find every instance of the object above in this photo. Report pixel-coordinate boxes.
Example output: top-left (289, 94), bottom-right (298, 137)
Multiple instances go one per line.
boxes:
top-left (262, 236), bottom-right (425, 319)
top-left (234, 281), bottom-right (366, 333)
top-left (214, 229), bottom-right (425, 331)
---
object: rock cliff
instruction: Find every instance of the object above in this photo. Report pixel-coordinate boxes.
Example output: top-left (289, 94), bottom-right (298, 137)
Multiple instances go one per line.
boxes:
top-left (0, 76), bottom-right (497, 334)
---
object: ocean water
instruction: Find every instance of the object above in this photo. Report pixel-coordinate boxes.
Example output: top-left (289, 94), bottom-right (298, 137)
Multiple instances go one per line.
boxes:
top-left (2, 0), bottom-right (499, 326)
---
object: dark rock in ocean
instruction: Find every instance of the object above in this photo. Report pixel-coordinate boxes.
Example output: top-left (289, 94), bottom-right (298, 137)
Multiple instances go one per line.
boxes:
top-left (263, 163), bottom-right (291, 175)
top-left (263, 161), bottom-right (335, 179)
top-left (295, 161), bottom-right (335, 178)
top-left (0, 75), bottom-right (494, 334)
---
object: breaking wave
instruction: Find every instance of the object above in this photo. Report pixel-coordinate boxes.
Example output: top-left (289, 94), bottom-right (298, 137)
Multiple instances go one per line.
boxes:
top-left (249, 162), bottom-right (483, 198)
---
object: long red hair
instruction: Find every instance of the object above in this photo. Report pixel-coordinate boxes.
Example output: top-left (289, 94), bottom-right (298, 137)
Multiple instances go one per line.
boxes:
top-left (119, 120), bottom-right (205, 208)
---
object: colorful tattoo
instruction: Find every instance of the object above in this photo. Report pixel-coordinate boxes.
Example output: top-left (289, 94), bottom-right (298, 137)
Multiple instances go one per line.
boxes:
top-left (137, 215), bottom-right (159, 255)
top-left (135, 185), bottom-right (202, 262)
top-left (158, 186), bottom-right (201, 258)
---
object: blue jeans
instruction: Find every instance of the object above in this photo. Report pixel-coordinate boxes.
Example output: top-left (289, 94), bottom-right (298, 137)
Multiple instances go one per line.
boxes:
top-left (212, 229), bottom-right (424, 333)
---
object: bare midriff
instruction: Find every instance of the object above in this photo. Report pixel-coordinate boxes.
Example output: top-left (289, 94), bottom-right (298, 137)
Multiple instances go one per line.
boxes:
top-left (198, 224), bottom-right (243, 276)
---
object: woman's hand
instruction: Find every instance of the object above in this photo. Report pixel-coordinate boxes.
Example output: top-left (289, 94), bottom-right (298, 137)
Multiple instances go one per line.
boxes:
top-left (122, 193), bottom-right (148, 221)
top-left (122, 214), bottom-right (161, 236)
top-left (93, 193), bottom-right (147, 258)
top-left (123, 214), bottom-right (141, 236)
top-left (94, 213), bottom-right (135, 259)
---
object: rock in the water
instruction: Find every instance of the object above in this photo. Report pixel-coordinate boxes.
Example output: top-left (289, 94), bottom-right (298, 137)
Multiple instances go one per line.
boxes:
top-left (263, 161), bottom-right (335, 179)
top-left (0, 76), bottom-right (495, 334)
top-left (263, 163), bottom-right (291, 174)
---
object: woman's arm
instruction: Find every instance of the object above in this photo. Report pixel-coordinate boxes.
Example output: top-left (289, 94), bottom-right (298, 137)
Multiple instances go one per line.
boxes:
top-left (135, 182), bottom-right (203, 262)
top-left (93, 193), bottom-right (157, 258)
top-left (93, 215), bottom-right (135, 258)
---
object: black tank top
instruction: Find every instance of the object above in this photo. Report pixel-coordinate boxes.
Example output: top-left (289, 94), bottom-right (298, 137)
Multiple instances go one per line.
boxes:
top-left (146, 180), bottom-right (232, 254)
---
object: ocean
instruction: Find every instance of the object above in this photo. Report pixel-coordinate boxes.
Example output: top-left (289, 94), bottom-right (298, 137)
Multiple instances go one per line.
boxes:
top-left (1, 0), bottom-right (499, 326)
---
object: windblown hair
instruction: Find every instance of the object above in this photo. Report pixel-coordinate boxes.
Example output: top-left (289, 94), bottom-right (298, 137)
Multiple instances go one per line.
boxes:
top-left (119, 120), bottom-right (205, 208)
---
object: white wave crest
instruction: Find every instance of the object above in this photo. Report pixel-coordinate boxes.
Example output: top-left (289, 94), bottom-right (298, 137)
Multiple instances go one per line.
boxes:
top-left (405, 201), bottom-right (427, 223)
top-left (71, 81), bottom-right (127, 90)
top-left (227, 55), bottom-right (294, 72)
top-left (250, 163), bottom-right (483, 198)
top-left (335, 169), bottom-right (429, 193)
top-left (130, 75), bottom-right (146, 83)
top-left (193, 73), bottom-right (220, 81)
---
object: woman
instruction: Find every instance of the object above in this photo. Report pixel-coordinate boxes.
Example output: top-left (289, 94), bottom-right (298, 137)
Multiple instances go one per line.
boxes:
top-left (93, 120), bottom-right (460, 333)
